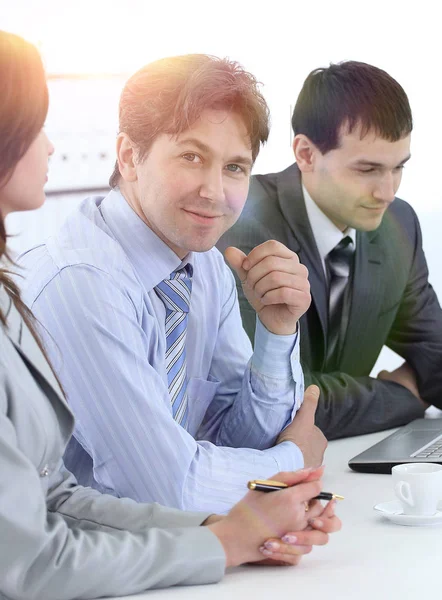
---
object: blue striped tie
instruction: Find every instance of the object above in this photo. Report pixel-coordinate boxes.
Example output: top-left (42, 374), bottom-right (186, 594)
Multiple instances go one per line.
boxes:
top-left (155, 265), bottom-right (193, 428)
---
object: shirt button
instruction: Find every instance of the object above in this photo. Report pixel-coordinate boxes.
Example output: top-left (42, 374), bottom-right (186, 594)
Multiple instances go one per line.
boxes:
top-left (40, 465), bottom-right (50, 477)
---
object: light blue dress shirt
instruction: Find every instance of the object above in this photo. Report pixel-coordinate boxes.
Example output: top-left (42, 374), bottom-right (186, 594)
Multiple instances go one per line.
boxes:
top-left (19, 190), bottom-right (304, 513)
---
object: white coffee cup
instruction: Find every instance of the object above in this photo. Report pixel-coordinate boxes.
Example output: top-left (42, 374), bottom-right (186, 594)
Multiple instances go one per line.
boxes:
top-left (392, 463), bottom-right (442, 516)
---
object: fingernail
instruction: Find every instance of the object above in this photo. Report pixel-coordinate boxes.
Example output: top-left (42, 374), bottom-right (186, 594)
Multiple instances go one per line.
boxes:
top-left (259, 547), bottom-right (273, 556)
top-left (264, 541), bottom-right (280, 551)
top-left (308, 518), bottom-right (323, 527)
top-left (282, 535), bottom-right (297, 544)
top-left (243, 259), bottom-right (250, 270)
top-left (309, 385), bottom-right (320, 398)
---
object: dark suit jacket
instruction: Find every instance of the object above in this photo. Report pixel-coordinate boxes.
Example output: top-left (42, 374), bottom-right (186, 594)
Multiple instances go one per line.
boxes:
top-left (218, 163), bottom-right (442, 439)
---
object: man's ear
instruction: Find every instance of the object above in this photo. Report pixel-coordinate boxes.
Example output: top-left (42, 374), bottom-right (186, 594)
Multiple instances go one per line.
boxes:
top-left (293, 134), bottom-right (318, 173)
top-left (116, 133), bottom-right (138, 182)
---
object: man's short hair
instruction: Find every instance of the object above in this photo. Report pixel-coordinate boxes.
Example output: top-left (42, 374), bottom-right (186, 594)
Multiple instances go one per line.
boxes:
top-left (291, 60), bottom-right (413, 154)
top-left (110, 54), bottom-right (270, 187)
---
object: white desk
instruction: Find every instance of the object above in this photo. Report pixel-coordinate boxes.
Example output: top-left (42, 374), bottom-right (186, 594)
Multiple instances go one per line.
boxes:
top-left (111, 430), bottom-right (441, 600)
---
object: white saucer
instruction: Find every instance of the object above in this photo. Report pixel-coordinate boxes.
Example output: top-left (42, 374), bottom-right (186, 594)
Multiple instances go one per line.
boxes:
top-left (373, 500), bottom-right (442, 526)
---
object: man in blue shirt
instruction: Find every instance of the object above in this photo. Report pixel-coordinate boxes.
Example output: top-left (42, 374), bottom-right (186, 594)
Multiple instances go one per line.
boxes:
top-left (19, 54), bottom-right (325, 514)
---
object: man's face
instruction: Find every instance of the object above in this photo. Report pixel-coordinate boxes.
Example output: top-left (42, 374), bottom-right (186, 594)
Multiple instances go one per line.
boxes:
top-left (129, 109), bottom-right (253, 258)
top-left (305, 124), bottom-right (411, 231)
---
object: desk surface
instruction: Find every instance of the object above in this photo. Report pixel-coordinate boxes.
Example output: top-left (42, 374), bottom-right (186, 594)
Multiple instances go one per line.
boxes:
top-left (110, 429), bottom-right (441, 600)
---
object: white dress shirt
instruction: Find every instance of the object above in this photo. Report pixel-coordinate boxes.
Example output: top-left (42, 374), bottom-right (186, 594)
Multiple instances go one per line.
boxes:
top-left (303, 184), bottom-right (356, 277)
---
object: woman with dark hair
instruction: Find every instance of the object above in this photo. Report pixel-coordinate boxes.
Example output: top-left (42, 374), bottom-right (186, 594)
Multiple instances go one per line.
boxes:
top-left (0, 30), bottom-right (340, 600)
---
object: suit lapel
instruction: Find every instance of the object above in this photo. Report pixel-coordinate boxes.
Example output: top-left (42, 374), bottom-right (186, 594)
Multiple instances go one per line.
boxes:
top-left (339, 229), bottom-right (384, 370)
top-left (1, 286), bottom-right (67, 407)
top-left (276, 164), bottom-right (329, 338)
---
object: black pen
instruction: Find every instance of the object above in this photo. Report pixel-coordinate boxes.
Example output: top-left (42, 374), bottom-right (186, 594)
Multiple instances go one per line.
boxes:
top-left (247, 479), bottom-right (344, 501)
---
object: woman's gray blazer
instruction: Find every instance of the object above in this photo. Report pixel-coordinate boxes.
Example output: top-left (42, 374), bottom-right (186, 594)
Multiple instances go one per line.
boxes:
top-left (0, 285), bottom-right (224, 600)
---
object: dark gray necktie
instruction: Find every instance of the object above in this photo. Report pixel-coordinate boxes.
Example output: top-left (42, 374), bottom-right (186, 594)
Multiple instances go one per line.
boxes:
top-left (326, 236), bottom-right (355, 368)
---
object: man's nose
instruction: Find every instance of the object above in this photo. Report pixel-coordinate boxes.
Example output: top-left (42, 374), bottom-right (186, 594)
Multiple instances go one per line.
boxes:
top-left (199, 167), bottom-right (225, 203)
top-left (373, 172), bottom-right (396, 204)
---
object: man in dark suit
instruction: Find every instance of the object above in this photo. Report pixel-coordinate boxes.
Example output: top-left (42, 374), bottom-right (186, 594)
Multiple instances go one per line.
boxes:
top-left (218, 61), bottom-right (442, 439)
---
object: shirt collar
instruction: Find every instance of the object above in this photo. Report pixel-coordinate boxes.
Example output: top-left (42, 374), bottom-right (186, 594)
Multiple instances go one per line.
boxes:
top-left (99, 188), bottom-right (193, 291)
top-left (302, 183), bottom-right (356, 266)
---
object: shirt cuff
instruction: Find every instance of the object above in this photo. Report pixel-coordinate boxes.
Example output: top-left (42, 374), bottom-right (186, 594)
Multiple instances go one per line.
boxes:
top-left (264, 440), bottom-right (304, 471)
top-left (251, 316), bottom-right (300, 379)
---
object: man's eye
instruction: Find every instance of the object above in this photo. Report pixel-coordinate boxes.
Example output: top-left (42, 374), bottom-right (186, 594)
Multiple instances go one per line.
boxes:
top-left (358, 168), bottom-right (375, 173)
top-left (226, 164), bottom-right (244, 173)
top-left (182, 153), bottom-right (201, 162)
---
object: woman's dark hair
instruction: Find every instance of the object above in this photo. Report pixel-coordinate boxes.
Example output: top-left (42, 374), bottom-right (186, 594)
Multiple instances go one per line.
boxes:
top-left (109, 54), bottom-right (270, 187)
top-left (0, 31), bottom-right (48, 329)
top-left (292, 60), bottom-right (413, 154)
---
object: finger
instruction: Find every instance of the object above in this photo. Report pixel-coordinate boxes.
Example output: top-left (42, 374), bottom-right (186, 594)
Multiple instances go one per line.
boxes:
top-left (244, 255), bottom-right (308, 288)
top-left (302, 466), bottom-right (325, 482)
top-left (251, 479), bottom-right (323, 533)
top-left (303, 499), bottom-right (324, 519)
top-left (284, 479), bottom-right (322, 504)
top-left (296, 385), bottom-right (320, 417)
top-left (259, 287), bottom-right (311, 313)
top-left (261, 539), bottom-right (308, 555)
top-left (309, 514), bottom-right (342, 534)
top-left (320, 499), bottom-right (336, 518)
top-left (268, 466), bottom-right (323, 487)
top-left (252, 272), bottom-right (310, 301)
top-left (263, 553), bottom-right (304, 566)
top-left (281, 530), bottom-right (329, 546)
top-left (304, 496), bottom-right (337, 519)
top-left (248, 479), bottom-right (322, 513)
top-left (224, 246), bottom-right (248, 283)
top-left (259, 546), bottom-right (312, 562)
top-left (256, 557), bottom-right (302, 566)
top-left (243, 240), bottom-right (299, 270)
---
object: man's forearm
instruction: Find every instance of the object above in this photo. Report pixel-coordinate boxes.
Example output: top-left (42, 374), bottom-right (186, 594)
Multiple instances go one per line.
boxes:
top-left (212, 319), bottom-right (302, 450)
top-left (378, 362), bottom-right (429, 409)
top-left (310, 371), bottom-right (426, 439)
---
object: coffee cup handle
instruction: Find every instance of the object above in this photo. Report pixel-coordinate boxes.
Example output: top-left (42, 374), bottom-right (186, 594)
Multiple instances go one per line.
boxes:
top-left (394, 481), bottom-right (414, 506)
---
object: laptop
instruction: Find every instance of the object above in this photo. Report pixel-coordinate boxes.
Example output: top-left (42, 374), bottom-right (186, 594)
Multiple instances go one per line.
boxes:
top-left (348, 418), bottom-right (442, 473)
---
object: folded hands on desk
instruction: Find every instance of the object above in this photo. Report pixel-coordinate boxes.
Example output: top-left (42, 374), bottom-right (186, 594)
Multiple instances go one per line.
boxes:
top-left (207, 465), bottom-right (342, 568)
